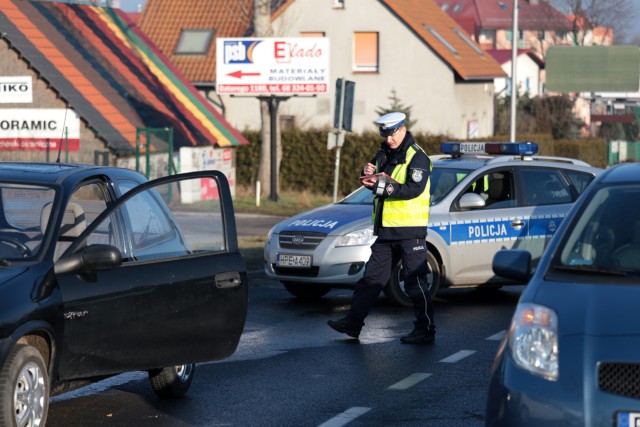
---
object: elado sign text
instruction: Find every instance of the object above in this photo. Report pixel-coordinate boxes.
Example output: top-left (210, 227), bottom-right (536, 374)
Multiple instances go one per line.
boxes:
top-left (216, 37), bottom-right (329, 95)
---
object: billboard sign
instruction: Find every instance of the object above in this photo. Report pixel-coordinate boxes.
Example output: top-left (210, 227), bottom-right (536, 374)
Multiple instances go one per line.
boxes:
top-left (0, 108), bottom-right (80, 151)
top-left (216, 37), bottom-right (329, 95)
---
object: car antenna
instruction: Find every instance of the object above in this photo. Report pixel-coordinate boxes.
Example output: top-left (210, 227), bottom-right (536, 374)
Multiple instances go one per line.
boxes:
top-left (55, 107), bottom-right (68, 163)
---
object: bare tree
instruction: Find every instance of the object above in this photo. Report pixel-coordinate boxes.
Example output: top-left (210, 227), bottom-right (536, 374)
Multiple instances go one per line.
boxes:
top-left (551, 0), bottom-right (637, 45)
top-left (253, 0), bottom-right (278, 199)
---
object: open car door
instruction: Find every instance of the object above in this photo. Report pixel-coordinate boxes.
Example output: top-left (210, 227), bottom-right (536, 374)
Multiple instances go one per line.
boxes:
top-left (54, 171), bottom-right (248, 380)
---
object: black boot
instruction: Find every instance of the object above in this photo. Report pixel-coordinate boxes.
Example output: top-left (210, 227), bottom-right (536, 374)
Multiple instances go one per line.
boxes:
top-left (400, 328), bottom-right (435, 344)
top-left (327, 316), bottom-right (362, 338)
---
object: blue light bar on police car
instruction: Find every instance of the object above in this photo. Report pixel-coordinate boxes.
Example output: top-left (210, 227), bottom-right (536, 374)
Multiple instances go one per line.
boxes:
top-left (440, 142), bottom-right (538, 156)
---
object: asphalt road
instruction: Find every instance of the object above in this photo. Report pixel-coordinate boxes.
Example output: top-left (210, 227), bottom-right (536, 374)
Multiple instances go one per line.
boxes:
top-left (44, 213), bottom-right (523, 426)
top-left (235, 212), bottom-right (288, 237)
top-left (46, 276), bottom-right (524, 426)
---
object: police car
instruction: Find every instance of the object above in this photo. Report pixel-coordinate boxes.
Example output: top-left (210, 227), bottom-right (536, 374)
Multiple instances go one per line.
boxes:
top-left (264, 142), bottom-right (602, 306)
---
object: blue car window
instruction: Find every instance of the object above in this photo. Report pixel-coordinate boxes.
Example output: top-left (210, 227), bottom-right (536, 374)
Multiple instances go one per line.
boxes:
top-left (560, 184), bottom-right (640, 272)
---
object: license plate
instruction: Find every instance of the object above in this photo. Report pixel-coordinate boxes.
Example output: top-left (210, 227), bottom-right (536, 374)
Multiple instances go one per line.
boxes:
top-left (276, 254), bottom-right (312, 268)
top-left (617, 411), bottom-right (640, 427)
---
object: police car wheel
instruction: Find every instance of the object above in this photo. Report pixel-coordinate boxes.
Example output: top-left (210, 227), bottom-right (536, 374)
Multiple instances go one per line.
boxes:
top-left (282, 281), bottom-right (331, 299)
top-left (384, 252), bottom-right (441, 307)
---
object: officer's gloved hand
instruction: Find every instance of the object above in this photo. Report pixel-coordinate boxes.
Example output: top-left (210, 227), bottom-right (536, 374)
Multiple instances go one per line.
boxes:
top-left (374, 180), bottom-right (398, 197)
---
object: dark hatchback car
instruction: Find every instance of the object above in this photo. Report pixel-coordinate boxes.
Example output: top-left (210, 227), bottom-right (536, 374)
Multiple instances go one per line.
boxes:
top-left (486, 162), bottom-right (640, 426)
top-left (0, 163), bottom-right (248, 427)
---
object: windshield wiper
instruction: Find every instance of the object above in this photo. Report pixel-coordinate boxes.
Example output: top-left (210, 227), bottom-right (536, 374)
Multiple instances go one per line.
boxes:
top-left (553, 264), bottom-right (627, 277)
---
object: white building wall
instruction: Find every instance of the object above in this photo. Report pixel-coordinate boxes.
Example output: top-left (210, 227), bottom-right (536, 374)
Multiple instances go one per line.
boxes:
top-left (494, 54), bottom-right (541, 98)
top-left (219, 0), bottom-right (496, 138)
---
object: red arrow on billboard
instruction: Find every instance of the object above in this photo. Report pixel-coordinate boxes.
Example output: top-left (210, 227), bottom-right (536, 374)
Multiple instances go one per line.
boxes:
top-left (227, 70), bottom-right (261, 79)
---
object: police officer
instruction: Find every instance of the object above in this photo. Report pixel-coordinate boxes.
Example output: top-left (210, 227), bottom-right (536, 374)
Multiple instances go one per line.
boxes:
top-left (328, 112), bottom-right (436, 344)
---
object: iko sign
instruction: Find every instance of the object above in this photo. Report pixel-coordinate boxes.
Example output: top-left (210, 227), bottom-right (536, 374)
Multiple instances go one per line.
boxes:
top-left (216, 37), bottom-right (329, 95)
top-left (0, 76), bottom-right (33, 104)
top-left (0, 108), bottom-right (80, 151)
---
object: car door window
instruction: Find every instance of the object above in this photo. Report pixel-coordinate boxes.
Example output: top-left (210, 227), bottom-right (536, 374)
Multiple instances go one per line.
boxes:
top-left (564, 170), bottom-right (596, 195)
top-left (464, 170), bottom-right (516, 209)
top-left (52, 182), bottom-right (109, 261)
top-left (80, 175), bottom-right (227, 263)
top-left (520, 169), bottom-right (572, 206)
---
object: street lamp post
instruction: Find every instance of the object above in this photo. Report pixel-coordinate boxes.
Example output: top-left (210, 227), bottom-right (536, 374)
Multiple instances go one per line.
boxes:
top-left (510, 0), bottom-right (519, 141)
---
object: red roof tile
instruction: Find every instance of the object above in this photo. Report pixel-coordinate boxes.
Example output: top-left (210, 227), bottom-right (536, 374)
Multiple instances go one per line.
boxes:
top-left (138, 0), bottom-right (254, 83)
top-left (436, 0), bottom-right (571, 31)
top-left (0, 0), bottom-right (247, 151)
top-left (383, 0), bottom-right (506, 79)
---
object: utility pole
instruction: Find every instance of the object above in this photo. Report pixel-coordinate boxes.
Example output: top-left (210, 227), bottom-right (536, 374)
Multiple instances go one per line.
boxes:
top-left (510, 0), bottom-right (519, 142)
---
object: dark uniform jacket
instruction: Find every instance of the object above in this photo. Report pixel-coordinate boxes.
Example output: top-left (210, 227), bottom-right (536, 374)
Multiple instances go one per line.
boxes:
top-left (366, 131), bottom-right (431, 240)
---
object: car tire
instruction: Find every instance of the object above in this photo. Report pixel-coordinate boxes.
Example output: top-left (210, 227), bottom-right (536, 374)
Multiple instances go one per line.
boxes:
top-left (0, 344), bottom-right (49, 427)
top-left (148, 364), bottom-right (195, 399)
top-left (384, 251), bottom-right (441, 307)
top-left (282, 281), bottom-right (331, 299)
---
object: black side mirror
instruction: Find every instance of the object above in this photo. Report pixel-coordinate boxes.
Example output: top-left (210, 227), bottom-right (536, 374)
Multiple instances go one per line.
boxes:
top-left (55, 244), bottom-right (122, 275)
top-left (492, 249), bottom-right (532, 283)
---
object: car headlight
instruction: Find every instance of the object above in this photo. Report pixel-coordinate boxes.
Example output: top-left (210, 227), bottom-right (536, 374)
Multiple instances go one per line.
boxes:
top-left (335, 228), bottom-right (375, 247)
top-left (508, 303), bottom-right (559, 381)
top-left (266, 227), bottom-right (275, 246)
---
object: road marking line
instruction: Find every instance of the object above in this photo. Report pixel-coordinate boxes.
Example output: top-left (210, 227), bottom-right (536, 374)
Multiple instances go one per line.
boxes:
top-left (318, 407), bottom-right (371, 427)
top-left (439, 350), bottom-right (476, 363)
top-left (486, 330), bottom-right (507, 341)
top-left (388, 373), bottom-right (432, 390)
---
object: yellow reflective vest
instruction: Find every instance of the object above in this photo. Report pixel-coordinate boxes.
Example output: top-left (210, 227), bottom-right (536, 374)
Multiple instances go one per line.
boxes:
top-left (373, 145), bottom-right (431, 227)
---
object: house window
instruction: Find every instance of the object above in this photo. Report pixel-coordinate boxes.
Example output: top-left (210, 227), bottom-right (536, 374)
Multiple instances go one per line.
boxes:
top-left (452, 3), bottom-right (463, 13)
top-left (175, 29), bottom-right (214, 55)
top-left (353, 32), bottom-right (378, 72)
top-left (506, 30), bottom-right (523, 42)
top-left (497, 1), bottom-right (508, 10)
top-left (301, 32), bottom-right (325, 37)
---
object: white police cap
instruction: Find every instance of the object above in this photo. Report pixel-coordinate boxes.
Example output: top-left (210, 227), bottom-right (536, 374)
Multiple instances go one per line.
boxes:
top-left (375, 112), bottom-right (406, 136)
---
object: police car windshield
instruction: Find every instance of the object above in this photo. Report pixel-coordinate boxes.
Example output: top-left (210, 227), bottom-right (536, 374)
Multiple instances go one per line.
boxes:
top-left (430, 168), bottom-right (469, 204)
top-left (340, 167), bottom-right (470, 206)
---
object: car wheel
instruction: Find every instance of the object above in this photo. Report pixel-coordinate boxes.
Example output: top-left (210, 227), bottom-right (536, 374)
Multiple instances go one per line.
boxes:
top-left (282, 281), bottom-right (331, 299)
top-left (148, 364), bottom-right (195, 399)
top-left (0, 344), bottom-right (49, 427)
top-left (384, 251), bottom-right (441, 307)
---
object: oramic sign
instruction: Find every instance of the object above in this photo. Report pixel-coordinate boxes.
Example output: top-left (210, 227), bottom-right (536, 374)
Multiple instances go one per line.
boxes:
top-left (0, 108), bottom-right (80, 151)
top-left (216, 37), bottom-right (330, 95)
top-left (0, 76), bottom-right (33, 104)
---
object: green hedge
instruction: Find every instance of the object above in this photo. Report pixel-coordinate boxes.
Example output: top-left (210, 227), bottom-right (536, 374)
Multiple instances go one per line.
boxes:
top-left (237, 130), bottom-right (607, 198)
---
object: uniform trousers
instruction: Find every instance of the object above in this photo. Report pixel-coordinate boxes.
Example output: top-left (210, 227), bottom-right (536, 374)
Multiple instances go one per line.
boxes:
top-left (347, 238), bottom-right (435, 331)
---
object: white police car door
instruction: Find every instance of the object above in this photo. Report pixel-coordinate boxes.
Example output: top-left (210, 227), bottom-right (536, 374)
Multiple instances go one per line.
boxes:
top-left (443, 167), bottom-right (572, 285)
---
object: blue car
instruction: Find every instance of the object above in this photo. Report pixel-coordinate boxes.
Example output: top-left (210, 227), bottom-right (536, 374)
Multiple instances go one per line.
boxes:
top-left (487, 161), bottom-right (640, 426)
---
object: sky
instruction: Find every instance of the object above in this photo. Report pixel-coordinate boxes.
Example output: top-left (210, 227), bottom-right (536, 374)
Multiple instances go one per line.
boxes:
top-left (118, 0), bottom-right (640, 42)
